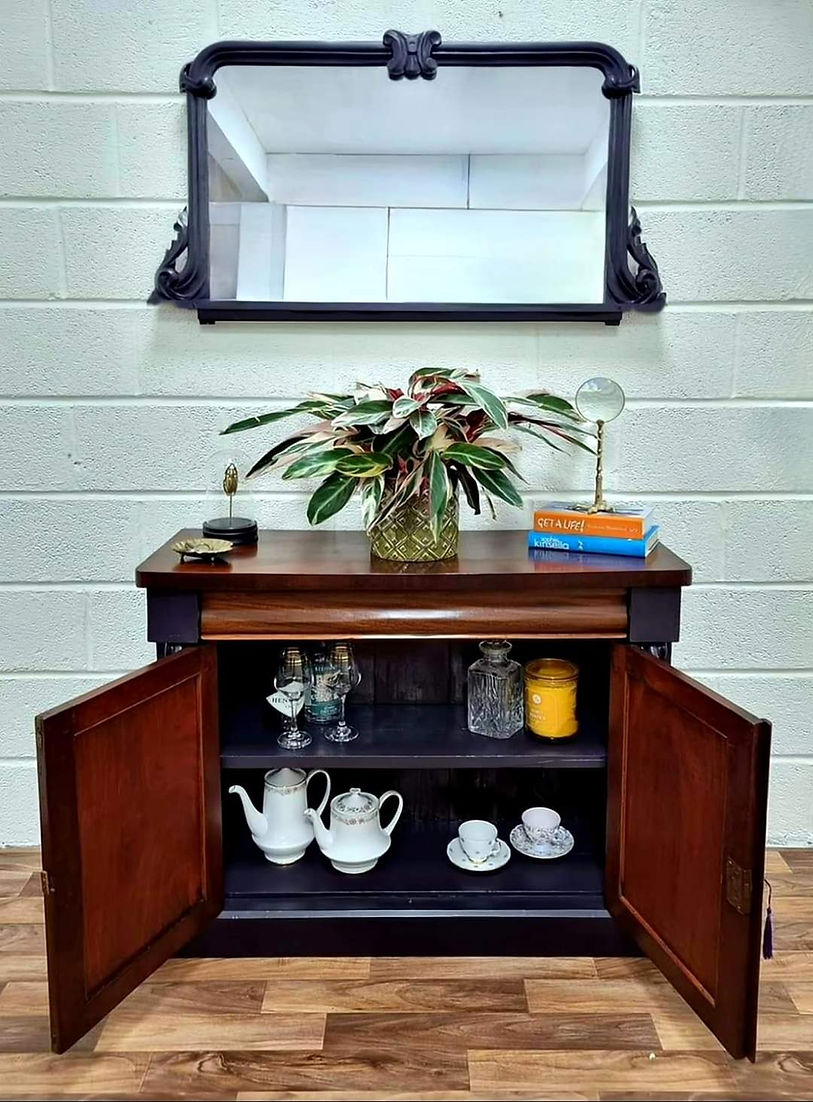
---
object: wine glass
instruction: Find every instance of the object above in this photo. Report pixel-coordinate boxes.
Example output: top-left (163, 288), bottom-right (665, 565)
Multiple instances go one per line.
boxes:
top-left (274, 646), bottom-right (312, 750)
top-left (323, 642), bottom-right (361, 743)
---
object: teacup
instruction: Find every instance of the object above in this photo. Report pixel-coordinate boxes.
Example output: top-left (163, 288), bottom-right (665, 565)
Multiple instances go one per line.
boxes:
top-left (458, 820), bottom-right (499, 864)
top-left (522, 806), bottom-right (561, 846)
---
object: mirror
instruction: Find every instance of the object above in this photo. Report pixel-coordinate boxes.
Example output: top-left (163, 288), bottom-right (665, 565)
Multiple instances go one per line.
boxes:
top-left (151, 32), bottom-right (665, 323)
top-left (206, 65), bottom-right (609, 305)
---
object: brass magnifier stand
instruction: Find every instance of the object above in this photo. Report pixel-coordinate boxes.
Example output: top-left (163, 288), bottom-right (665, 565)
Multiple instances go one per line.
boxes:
top-left (573, 377), bottom-right (626, 514)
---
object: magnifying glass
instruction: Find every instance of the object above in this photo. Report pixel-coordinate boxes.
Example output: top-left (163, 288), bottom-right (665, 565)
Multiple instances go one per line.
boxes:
top-left (574, 377), bottom-right (625, 514)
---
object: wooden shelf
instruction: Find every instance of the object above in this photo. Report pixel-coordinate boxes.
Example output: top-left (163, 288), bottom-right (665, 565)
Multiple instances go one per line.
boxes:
top-left (220, 702), bottom-right (607, 769)
top-left (224, 824), bottom-right (604, 913)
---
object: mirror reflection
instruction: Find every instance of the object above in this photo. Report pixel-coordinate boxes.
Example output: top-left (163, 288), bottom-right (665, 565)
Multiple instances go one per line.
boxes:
top-left (207, 65), bottom-right (609, 305)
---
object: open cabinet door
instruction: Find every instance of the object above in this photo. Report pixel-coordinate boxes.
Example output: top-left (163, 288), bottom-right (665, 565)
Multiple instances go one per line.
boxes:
top-left (607, 645), bottom-right (771, 1060)
top-left (36, 646), bottom-right (222, 1052)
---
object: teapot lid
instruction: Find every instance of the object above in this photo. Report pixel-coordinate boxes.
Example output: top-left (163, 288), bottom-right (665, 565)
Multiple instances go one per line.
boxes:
top-left (265, 767), bottom-right (305, 789)
top-left (334, 787), bottom-right (376, 817)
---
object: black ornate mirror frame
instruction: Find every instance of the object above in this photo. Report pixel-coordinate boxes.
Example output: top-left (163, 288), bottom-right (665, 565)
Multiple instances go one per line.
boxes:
top-left (150, 31), bottom-right (665, 325)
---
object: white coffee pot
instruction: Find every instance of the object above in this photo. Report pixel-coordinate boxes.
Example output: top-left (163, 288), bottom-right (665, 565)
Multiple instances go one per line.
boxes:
top-left (305, 786), bottom-right (403, 874)
top-left (229, 767), bottom-right (330, 865)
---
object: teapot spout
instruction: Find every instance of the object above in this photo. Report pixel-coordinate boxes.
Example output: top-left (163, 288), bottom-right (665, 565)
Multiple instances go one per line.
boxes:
top-left (229, 785), bottom-right (267, 839)
top-left (304, 807), bottom-right (333, 853)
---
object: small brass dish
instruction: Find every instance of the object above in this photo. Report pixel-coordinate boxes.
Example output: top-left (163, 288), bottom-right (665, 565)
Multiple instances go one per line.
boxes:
top-left (172, 537), bottom-right (234, 563)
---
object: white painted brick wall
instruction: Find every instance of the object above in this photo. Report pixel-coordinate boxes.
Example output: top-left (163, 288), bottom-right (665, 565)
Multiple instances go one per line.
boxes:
top-left (642, 211), bottom-right (813, 301)
top-left (0, 0), bottom-right (811, 845)
top-left (643, 0), bottom-right (813, 96)
top-left (50, 0), bottom-right (218, 93)
top-left (1, 1), bottom-right (50, 90)
top-left (632, 105), bottom-right (742, 201)
top-left (743, 106), bottom-right (813, 201)
top-left (0, 592), bottom-right (89, 671)
top-left (734, 313), bottom-right (813, 398)
top-left (0, 210), bottom-right (62, 297)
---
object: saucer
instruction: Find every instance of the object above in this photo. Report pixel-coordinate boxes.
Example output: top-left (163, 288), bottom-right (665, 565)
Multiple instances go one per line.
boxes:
top-left (509, 824), bottom-right (574, 860)
top-left (172, 537), bottom-right (234, 563)
top-left (447, 836), bottom-right (511, 872)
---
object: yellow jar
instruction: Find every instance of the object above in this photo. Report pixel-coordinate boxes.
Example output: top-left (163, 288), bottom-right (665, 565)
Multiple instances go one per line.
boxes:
top-left (524, 658), bottom-right (579, 739)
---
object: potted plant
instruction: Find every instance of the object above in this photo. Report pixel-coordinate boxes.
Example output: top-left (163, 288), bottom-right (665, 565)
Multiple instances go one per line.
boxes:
top-left (222, 369), bottom-right (591, 562)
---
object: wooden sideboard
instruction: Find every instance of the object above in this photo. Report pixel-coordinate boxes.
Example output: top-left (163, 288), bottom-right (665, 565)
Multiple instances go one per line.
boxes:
top-left (35, 531), bottom-right (770, 1059)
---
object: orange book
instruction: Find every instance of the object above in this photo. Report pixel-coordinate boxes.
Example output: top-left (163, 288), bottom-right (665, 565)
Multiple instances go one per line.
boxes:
top-left (533, 503), bottom-right (655, 541)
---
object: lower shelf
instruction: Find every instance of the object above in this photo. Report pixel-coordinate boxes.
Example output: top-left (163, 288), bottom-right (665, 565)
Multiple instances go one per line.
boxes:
top-left (186, 826), bottom-right (629, 958)
top-left (224, 825), bottom-right (605, 913)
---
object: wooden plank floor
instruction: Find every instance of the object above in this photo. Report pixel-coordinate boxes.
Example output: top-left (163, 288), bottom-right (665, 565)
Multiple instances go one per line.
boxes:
top-left (0, 847), bottom-right (811, 1100)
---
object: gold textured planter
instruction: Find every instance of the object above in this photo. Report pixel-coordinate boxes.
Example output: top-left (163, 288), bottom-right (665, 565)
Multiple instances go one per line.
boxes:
top-left (369, 492), bottom-right (459, 562)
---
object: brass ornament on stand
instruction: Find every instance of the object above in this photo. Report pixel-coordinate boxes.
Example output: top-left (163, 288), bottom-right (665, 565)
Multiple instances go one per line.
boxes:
top-left (573, 377), bottom-right (626, 514)
top-left (202, 461), bottom-right (258, 545)
top-left (223, 462), bottom-right (239, 521)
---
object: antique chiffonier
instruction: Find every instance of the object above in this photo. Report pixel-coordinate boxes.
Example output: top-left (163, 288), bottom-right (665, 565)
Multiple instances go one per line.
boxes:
top-left (36, 531), bottom-right (770, 1058)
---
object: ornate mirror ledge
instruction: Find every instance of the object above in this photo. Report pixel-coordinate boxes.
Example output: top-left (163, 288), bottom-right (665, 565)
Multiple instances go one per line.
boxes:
top-left (150, 30), bottom-right (665, 325)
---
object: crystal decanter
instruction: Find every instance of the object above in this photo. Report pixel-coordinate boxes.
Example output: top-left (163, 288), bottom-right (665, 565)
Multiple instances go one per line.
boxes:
top-left (467, 640), bottom-right (524, 739)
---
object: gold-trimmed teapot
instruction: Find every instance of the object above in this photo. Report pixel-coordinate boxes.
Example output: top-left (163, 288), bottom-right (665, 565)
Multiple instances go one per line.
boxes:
top-left (229, 767), bottom-right (330, 865)
top-left (304, 785), bottom-right (403, 874)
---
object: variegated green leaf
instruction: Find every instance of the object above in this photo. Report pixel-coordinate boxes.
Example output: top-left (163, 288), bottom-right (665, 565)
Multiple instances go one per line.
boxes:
top-left (440, 442), bottom-right (505, 470)
top-left (438, 393), bottom-right (480, 407)
top-left (451, 462), bottom-right (481, 515)
top-left (374, 464), bottom-right (424, 525)
top-left (308, 392), bottom-right (355, 409)
top-left (455, 379), bottom-right (508, 429)
top-left (409, 408), bottom-right (438, 439)
top-left (506, 393), bottom-right (581, 421)
top-left (513, 423), bottom-right (565, 452)
top-left (482, 446), bottom-right (526, 482)
top-left (472, 467), bottom-right (523, 508)
top-left (408, 366), bottom-right (469, 390)
top-left (370, 416), bottom-right (404, 435)
top-left (335, 451), bottom-right (393, 478)
top-left (379, 423), bottom-right (415, 459)
top-left (245, 434), bottom-right (314, 478)
top-left (332, 399), bottom-right (393, 427)
top-left (306, 472), bottom-right (357, 526)
top-left (392, 395), bottom-right (421, 419)
top-left (510, 414), bottom-right (594, 436)
top-left (221, 401), bottom-right (321, 435)
top-left (426, 451), bottom-right (451, 541)
top-left (360, 476), bottom-right (385, 530)
top-left (525, 421), bottom-right (595, 453)
top-left (281, 447), bottom-right (353, 481)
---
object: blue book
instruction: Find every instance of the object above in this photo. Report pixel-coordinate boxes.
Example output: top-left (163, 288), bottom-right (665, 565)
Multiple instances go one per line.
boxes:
top-left (528, 525), bottom-right (660, 558)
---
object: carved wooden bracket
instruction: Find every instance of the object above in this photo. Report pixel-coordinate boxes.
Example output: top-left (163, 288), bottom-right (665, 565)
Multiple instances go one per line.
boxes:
top-left (384, 29), bottom-right (442, 80)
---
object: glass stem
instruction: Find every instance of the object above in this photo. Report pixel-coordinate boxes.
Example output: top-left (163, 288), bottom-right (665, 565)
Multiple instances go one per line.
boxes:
top-left (281, 698), bottom-right (297, 736)
top-left (337, 693), bottom-right (348, 735)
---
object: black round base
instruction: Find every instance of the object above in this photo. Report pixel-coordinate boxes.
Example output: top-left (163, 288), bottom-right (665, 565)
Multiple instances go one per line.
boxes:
top-left (202, 517), bottom-right (259, 545)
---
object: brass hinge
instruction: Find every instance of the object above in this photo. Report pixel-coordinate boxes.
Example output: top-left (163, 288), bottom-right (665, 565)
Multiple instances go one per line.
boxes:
top-left (725, 857), bottom-right (752, 915)
top-left (40, 870), bottom-right (54, 896)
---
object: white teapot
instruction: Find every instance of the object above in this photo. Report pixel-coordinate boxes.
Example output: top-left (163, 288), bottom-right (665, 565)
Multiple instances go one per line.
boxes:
top-left (304, 786), bottom-right (403, 874)
top-left (229, 767), bottom-right (330, 865)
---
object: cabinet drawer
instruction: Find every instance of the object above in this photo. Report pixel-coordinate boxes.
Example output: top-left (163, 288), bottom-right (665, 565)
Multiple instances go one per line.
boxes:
top-left (200, 587), bottom-right (629, 639)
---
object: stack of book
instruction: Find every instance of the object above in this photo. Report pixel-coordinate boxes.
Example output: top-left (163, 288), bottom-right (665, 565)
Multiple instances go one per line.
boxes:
top-left (528, 502), bottom-right (659, 558)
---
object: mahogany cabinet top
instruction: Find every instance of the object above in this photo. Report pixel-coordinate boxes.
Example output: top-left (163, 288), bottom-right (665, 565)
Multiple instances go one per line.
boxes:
top-left (136, 530), bottom-right (692, 593)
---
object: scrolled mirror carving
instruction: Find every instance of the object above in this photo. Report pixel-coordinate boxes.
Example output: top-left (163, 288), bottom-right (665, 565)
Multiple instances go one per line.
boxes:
top-left (150, 30), bottom-right (665, 324)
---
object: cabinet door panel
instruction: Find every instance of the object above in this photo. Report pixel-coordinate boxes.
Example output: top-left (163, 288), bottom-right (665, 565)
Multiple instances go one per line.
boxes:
top-left (607, 645), bottom-right (770, 1060)
top-left (36, 646), bottom-right (222, 1052)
